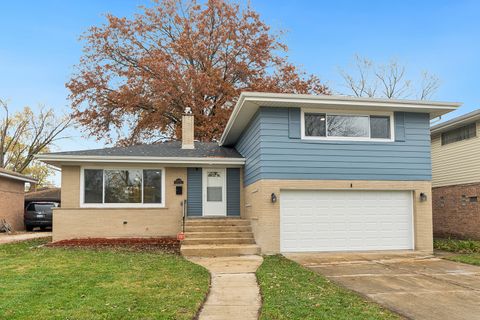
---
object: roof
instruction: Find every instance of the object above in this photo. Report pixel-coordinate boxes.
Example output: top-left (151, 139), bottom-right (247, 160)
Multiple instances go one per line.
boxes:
top-left (431, 109), bottom-right (480, 135)
top-left (0, 168), bottom-right (37, 184)
top-left (220, 92), bottom-right (461, 146)
top-left (36, 141), bottom-right (245, 167)
top-left (25, 187), bottom-right (61, 202)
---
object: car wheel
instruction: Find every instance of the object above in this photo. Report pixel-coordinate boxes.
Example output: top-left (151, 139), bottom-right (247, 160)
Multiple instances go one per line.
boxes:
top-left (26, 226), bottom-right (34, 231)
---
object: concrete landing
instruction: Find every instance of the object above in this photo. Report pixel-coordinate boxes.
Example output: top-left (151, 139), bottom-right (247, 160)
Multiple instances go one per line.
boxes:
top-left (188, 255), bottom-right (263, 320)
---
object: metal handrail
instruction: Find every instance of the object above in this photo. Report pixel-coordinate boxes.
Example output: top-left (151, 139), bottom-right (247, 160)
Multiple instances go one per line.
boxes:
top-left (182, 199), bottom-right (187, 233)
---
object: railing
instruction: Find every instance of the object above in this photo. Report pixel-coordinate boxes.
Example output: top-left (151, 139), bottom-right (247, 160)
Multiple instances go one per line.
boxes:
top-left (182, 199), bottom-right (187, 233)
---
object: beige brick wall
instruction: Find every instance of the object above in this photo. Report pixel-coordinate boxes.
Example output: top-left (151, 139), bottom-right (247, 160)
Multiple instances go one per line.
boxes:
top-left (53, 166), bottom-right (187, 241)
top-left (181, 114), bottom-right (194, 149)
top-left (243, 179), bottom-right (433, 254)
top-left (0, 178), bottom-right (25, 231)
top-left (61, 166), bottom-right (80, 208)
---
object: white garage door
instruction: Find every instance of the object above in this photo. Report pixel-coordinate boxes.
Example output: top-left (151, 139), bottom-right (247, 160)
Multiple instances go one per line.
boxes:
top-left (280, 190), bottom-right (413, 252)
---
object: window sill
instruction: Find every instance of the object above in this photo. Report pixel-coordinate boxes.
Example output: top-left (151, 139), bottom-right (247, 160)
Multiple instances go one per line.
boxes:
top-left (76, 206), bottom-right (167, 210)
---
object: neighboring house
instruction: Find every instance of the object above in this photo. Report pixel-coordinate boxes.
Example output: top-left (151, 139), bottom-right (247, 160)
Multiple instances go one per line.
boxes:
top-left (0, 168), bottom-right (37, 231)
top-left (37, 92), bottom-right (459, 254)
top-left (431, 110), bottom-right (480, 239)
top-left (25, 187), bottom-right (61, 207)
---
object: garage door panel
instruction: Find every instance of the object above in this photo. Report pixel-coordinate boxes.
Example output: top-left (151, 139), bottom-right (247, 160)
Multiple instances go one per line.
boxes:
top-left (280, 190), bottom-right (413, 252)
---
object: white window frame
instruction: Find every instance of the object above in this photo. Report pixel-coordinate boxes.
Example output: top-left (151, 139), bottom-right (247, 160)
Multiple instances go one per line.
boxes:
top-left (300, 108), bottom-right (395, 142)
top-left (80, 166), bottom-right (166, 208)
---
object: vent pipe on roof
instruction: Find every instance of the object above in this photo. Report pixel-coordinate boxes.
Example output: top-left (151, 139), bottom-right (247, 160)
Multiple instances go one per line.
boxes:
top-left (182, 107), bottom-right (195, 149)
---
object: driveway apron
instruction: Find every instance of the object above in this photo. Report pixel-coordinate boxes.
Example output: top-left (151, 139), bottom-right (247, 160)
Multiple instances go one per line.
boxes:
top-left (286, 251), bottom-right (480, 320)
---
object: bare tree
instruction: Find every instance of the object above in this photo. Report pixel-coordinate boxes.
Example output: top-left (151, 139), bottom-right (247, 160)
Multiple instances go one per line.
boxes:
top-left (0, 99), bottom-right (72, 184)
top-left (338, 55), bottom-right (440, 100)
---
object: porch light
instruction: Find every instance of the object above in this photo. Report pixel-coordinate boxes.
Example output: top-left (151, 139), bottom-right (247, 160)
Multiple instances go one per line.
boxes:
top-left (419, 192), bottom-right (427, 202)
top-left (271, 193), bottom-right (277, 203)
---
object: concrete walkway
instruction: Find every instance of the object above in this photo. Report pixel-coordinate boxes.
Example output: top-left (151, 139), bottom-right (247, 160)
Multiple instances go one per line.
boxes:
top-left (188, 255), bottom-right (263, 320)
top-left (0, 232), bottom-right (52, 244)
top-left (287, 251), bottom-right (480, 320)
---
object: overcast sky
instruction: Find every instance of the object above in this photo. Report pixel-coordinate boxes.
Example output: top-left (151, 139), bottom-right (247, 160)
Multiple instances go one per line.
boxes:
top-left (1, 0), bottom-right (479, 184)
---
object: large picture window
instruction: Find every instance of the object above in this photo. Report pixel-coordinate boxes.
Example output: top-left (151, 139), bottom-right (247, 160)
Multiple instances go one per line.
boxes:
top-left (82, 168), bottom-right (164, 207)
top-left (303, 111), bottom-right (392, 141)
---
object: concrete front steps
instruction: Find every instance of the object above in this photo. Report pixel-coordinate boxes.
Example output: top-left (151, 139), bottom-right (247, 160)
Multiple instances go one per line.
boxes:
top-left (180, 218), bottom-right (261, 257)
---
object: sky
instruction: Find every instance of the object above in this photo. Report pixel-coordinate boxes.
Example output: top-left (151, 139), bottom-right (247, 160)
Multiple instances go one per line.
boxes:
top-left (0, 0), bottom-right (479, 184)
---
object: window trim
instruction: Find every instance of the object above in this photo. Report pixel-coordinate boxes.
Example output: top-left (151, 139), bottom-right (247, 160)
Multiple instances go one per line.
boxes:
top-left (300, 108), bottom-right (395, 142)
top-left (80, 166), bottom-right (166, 208)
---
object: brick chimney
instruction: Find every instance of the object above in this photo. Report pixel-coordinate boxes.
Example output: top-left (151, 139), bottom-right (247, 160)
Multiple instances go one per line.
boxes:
top-left (182, 107), bottom-right (194, 149)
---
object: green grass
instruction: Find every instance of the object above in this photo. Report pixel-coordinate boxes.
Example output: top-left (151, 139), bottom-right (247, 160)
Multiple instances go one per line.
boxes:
top-left (434, 238), bottom-right (480, 253)
top-left (434, 238), bottom-right (480, 266)
top-left (447, 254), bottom-right (480, 266)
top-left (0, 239), bottom-right (209, 320)
top-left (256, 255), bottom-right (400, 320)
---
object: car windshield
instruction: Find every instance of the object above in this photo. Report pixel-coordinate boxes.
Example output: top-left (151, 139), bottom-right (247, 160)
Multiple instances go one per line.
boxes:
top-left (27, 203), bottom-right (56, 212)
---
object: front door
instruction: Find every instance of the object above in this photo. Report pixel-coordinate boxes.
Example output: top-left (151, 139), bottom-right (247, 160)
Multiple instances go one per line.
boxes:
top-left (203, 168), bottom-right (226, 216)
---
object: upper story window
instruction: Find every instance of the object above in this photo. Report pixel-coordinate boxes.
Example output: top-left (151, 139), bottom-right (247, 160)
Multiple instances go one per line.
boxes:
top-left (302, 110), bottom-right (393, 141)
top-left (82, 168), bottom-right (165, 207)
top-left (441, 123), bottom-right (476, 145)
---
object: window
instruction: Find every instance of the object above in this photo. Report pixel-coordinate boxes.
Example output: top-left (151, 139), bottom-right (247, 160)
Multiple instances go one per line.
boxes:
top-left (82, 168), bottom-right (164, 206)
top-left (143, 170), bottom-right (163, 203)
top-left (327, 115), bottom-right (369, 137)
top-left (370, 116), bottom-right (391, 139)
top-left (105, 169), bottom-right (142, 203)
top-left (441, 123), bottom-right (476, 145)
top-left (84, 169), bottom-right (103, 203)
top-left (303, 111), bottom-right (392, 140)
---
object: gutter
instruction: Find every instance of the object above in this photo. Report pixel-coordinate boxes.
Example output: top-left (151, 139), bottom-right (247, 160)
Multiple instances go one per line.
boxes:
top-left (35, 154), bottom-right (246, 166)
top-left (431, 110), bottom-right (480, 135)
top-left (0, 172), bottom-right (37, 184)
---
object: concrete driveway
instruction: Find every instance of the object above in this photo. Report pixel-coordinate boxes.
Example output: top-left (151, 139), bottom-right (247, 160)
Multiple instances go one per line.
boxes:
top-left (286, 251), bottom-right (480, 320)
top-left (0, 231), bottom-right (52, 244)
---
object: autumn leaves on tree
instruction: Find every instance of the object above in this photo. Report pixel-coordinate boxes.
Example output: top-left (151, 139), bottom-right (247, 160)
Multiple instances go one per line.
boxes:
top-left (67, 0), bottom-right (329, 145)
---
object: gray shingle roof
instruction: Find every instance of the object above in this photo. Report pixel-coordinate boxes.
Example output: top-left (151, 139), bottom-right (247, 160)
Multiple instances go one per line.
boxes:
top-left (45, 141), bottom-right (243, 158)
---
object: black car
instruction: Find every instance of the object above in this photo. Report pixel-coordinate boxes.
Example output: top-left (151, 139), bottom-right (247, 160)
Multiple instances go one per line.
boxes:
top-left (24, 202), bottom-right (59, 231)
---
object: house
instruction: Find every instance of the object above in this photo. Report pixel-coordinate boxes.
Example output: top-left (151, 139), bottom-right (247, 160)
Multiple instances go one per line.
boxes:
top-left (431, 110), bottom-right (480, 239)
top-left (0, 168), bottom-right (37, 231)
top-left (36, 92), bottom-right (460, 254)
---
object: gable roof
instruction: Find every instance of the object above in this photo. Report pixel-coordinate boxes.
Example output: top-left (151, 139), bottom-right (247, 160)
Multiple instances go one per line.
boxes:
top-left (36, 141), bottom-right (245, 167)
top-left (430, 109), bottom-right (480, 135)
top-left (220, 92), bottom-right (461, 146)
top-left (0, 167), bottom-right (37, 184)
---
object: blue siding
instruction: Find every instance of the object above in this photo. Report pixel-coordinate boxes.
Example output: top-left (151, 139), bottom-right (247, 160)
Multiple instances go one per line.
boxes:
top-left (235, 107), bottom-right (432, 186)
top-left (226, 168), bottom-right (241, 216)
top-left (235, 110), bottom-right (263, 186)
top-left (187, 168), bottom-right (202, 216)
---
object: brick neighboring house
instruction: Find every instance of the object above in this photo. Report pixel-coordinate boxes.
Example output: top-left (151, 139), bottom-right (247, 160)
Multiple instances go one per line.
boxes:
top-left (431, 110), bottom-right (480, 239)
top-left (0, 168), bottom-right (37, 231)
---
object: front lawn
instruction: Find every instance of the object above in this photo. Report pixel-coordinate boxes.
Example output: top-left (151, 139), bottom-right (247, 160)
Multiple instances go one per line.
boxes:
top-left (256, 255), bottom-right (399, 320)
top-left (434, 238), bottom-right (480, 266)
top-left (0, 238), bottom-right (209, 320)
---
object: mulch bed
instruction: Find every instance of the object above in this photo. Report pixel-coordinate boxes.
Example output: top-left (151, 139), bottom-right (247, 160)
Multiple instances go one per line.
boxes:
top-left (47, 237), bottom-right (180, 254)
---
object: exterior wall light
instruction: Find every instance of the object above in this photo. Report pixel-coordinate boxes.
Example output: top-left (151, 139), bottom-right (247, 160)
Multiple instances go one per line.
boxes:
top-left (271, 193), bottom-right (277, 203)
top-left (420, 192), bottom-right (427, 202)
